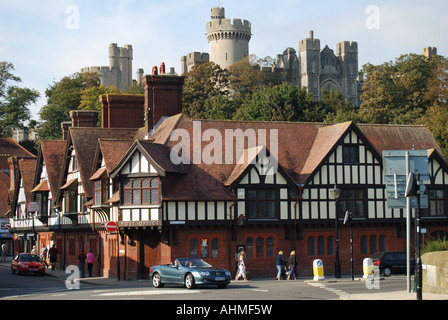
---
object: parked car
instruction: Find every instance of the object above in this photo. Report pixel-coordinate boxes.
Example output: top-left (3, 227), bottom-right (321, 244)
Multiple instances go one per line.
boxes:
top-left (150, 258), bottom-right (231, 289)
top-left (370, 252), bottom-right (415, 277)
top-left (11, 253), bottom-right (46, 276)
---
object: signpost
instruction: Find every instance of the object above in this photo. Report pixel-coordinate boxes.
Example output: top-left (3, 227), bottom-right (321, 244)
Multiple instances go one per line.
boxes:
top-left (383, 149), bottom-right (429, 296)
top-left (27, 201), bottom-right (39, 213)
top-left (105, 221), bottom-right (118, 233)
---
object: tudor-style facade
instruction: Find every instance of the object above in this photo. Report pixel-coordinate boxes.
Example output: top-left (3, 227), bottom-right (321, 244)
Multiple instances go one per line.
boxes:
top-left (7, 73), bottom-right (448, 279)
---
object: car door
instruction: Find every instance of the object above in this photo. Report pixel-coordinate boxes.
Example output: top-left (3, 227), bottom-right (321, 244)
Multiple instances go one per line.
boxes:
top-left (396, 252), bottom-right (407, 274)
top-left (163, 262), bottom-right (184, 284)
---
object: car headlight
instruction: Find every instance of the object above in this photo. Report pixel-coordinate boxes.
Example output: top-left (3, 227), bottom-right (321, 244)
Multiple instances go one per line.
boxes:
top-left (225, 271), bottom-right (231, 276)
top-left (198, 271), bottom-right (210, 277)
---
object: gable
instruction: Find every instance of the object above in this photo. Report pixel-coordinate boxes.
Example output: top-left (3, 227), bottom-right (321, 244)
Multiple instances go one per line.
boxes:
top-left (119, 150), bottom-right (159, 175)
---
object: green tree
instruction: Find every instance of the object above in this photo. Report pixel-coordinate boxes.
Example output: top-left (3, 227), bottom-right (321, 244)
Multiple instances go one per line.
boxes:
top-left (182, 62), bottom-right (230, 118)
top-left (321, 89), bottom-right (362, 123)
top-left (359, 54), bottom-right (439, 124)
top-left (38, 72), bottom-right (101, 140)
top-left (0, 61), bottom-right (39, 137)
top-left (234, 83), bottom-right (318, 122)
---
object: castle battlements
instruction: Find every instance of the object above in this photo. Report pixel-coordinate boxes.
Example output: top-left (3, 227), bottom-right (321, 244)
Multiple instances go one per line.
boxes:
top-left (206, 18), bottom-right (252, 35)
top-left (299, 31), bottom-right (320, 52)
top-left (336, 41), bottom-right (358, 55)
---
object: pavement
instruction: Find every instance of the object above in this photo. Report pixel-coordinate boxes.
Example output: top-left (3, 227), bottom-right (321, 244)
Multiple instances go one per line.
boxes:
top-left (1, 256), bottom-right (448, 300)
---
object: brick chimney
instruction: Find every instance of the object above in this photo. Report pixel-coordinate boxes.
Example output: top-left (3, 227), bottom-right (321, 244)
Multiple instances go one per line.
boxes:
top-left (69, 110), bottom-right (99, 128)
top-left (100, 94), bottom-right (144, 129)
top-left (61, 122), bottom-right (71, 140)
top-left (142, 73), bottom-right (184, 134)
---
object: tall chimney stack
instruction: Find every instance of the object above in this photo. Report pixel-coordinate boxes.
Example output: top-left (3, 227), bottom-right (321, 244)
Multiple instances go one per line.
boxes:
top-left (142, 74), bottom-right (184, 134)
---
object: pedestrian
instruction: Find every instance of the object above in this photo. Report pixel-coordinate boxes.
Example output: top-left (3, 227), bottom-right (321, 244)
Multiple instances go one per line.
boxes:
top-left (1, 243), bottom-right (8, 262)
top-left (287, 250), bottom-right (297, 280)
top-left (275, 251), bottom-right (284, 281)
top-left (235, 250), bottom-right (248, 281)
top-left (77, 249), bottom-right (87, 278)
top-left (86, 249), bottom-right (96, 277)
top-left (31, 245), bottom-right (37, 254)
top-left (48, 244), bottom-right (58, 270)
top-left (40, 244), bottom-right (48, 267)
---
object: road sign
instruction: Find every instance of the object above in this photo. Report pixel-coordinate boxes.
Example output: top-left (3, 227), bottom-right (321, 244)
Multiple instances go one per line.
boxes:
top-left (27, 201), bottom-right (39, 213)
top-left (105, 221), bottom-right (118, 233)
top-left (383, 150), bottom-right (429, 209)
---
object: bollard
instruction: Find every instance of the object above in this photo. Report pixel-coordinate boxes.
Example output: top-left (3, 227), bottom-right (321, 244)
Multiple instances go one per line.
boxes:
top-left (313, 259), bottom-right (325, 281)
top-left (363, 258), bottom-right (374, 278)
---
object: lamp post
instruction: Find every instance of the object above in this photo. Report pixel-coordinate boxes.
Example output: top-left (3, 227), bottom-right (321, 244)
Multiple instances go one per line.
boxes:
top-left (330, 185), bottom-right (342, 278)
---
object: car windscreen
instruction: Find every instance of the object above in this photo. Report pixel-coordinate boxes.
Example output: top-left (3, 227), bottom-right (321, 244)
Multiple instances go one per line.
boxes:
top-left (19, 254), bottom-right (40, 262)
top-left (177, 258), bottom-right (211, 268)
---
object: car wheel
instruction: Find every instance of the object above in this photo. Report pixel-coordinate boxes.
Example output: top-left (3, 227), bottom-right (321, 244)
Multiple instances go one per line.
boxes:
top-left (185, 273), bottom-right (195, 289)
top-left (152, 273), bottom-right (164, 288)
top-left (11, 266), bottom-right (15, 274)
top-left (383, 267), bottom-right (392, 277)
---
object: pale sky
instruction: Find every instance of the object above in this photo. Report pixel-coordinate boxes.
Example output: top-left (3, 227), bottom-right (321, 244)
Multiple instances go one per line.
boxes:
top-left (1, 0), bottom-right (447, 120)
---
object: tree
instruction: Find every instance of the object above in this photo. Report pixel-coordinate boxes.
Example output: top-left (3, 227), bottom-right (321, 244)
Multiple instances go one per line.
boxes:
top-left (234, 83), bottom-right (318, 122)
top-left (359, 54), bottom-right (438, 124)
top-left (321, 89), bottom-right (362, 123)
top-left (38, 72), bottom-right (101, 140)
top-left (182, 62), bottom-right (230, 119)
top-left (0, 61), bottom-right (39, 137)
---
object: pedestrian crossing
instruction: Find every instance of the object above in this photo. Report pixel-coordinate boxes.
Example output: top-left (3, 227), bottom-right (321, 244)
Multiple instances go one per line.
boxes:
top-left (306, 282), bottom-right (350, 298)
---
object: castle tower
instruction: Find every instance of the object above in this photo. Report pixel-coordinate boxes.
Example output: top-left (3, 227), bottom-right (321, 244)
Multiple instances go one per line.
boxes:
top-left (336, 41), bottom-right (359, 106)
top-left (422, 47), bottom-right (437, 60)
top-left (206, 7), bottom-right (252, 69)
top-left (81, 43), bottom-right (133, 92)
top-left (299, 31), bottom-right (321, 100)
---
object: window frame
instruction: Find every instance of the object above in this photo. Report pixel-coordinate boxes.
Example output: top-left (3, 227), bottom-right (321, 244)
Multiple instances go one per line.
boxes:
top-left (121, 177), bottom-right (161, 206)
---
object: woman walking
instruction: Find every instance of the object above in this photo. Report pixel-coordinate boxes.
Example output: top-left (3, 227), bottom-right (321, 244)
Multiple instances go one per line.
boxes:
top-left (287, 251), bottom-right (297, 280)
top-left (275, 251), bottom-right (284, 281)
top-left (235, 250), bottom-right (248, 281)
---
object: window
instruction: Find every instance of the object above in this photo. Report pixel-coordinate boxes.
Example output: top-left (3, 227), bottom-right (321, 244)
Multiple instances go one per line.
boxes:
top-left (246, 238), bottom-right (254, 258)
top-left (360, 235), bottom-right (368, 254)
top-left (256, 237), bottom-right (264, 257)
top-left (122, 178), bottom-right (160, 205)
top-left (64, 188), bottom-right (77, 213)
top-left (211, 238), bottom-right (219, 258)
top-left (200, 238), bottom-right (209, 258)
top-left (247, 189), bottom-right (276, 219)
top-left (370, 235), bottom-right (377, 254)
top-left (266, 237), bottom-right (274, 257)
top-left (317, 236), bottom-right (325, 255)
top-left (35, 192), bottom-right (48, 217)
top-left (338, 189), bottom-right (365, 218)
top-left (379, 235), bottom-right (387, 252)
top-left (422, 189), bottom-right (445, 217)
top-left (327, 236), bottom-right (335, 255)
top-left (343, 144), bottom-right (358, 164)
top-left (190, 239), bottom-right (198, 258)
top-left (94, 179), bottom-right (109, 205)
top-left (308, 237), bottom-right (315, 256)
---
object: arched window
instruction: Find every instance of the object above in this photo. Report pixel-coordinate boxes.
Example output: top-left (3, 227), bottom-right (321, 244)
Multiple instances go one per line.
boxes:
top-left (211, 238), bottom-right (219, 258)
top-left (246, 238), bottom-right (254, 258)
top-left (317, 236), bottom-right (325, 255)
top-left (256, 237), bottom-right (264, 257)
top-left (200, 238), bottom-right (209, 258)
top-left (327, 236), bottom-right (335, 255)
top-left (266, 237), bottom-right (274, 257)
top-left (370, 235), bottom-right (377, 254)
top-left (360, 235), bottom-right (368, 254)
top-left (308, 237), bottom-right (315, 256)
top-left (379, 235), bottom-right (387, 252)
top-left (190, 239), bottom-right (198, 258)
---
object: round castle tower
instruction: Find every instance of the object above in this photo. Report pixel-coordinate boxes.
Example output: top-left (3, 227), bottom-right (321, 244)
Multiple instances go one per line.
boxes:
top-left (206, 7), bottom-right (251, 69)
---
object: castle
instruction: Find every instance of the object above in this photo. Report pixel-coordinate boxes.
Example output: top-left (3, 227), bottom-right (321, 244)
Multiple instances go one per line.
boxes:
top-left (81, 43), bottom-right (145, 92)
top-left (181, 7), bottom-right (362, 105)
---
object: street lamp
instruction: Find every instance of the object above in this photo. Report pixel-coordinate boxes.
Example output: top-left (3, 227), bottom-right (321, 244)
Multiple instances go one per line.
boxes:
top-left (330, 185), bottom-right (342, 278)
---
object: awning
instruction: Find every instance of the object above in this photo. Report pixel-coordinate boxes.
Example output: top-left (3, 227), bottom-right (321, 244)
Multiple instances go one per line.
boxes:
top-left (60, 178), bottom-right (78, 190)
top-left (89, 167), bottom-right (107, 181)
top-left (106, 191), bottom-right (120, 204)
top-left (31, 180), bottom-right (50, 193)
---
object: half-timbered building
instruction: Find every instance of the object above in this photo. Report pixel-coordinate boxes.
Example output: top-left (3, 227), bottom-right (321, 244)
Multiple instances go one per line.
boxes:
top-left (8, 72), bottom-right (448, 279)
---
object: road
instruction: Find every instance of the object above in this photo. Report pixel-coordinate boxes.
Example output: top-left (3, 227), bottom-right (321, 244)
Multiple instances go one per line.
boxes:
top-left (0, 266), bottom-right (409, 301)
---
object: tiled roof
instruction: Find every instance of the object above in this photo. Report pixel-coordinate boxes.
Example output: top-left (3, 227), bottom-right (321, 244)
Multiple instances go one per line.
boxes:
top-left (40, 140), bottom-right (66, 202)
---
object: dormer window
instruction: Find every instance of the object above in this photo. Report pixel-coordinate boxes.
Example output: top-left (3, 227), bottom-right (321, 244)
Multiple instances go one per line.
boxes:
top-left (122, 177), bottom-right (161, 206)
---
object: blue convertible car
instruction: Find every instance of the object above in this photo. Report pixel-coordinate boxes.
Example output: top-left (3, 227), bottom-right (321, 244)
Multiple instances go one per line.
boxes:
top-left (149, 258), bottom-right (231, 289)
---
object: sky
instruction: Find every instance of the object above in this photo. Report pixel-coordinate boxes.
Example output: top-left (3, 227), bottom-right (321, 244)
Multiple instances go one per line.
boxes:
top-left (1, 0), bottom-right (447, 121)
